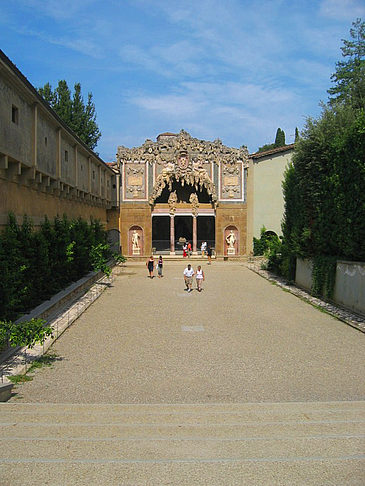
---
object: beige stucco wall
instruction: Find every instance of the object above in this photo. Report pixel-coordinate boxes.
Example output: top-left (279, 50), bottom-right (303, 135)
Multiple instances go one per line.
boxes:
top-left (247, 150), bottom-right (293, 254)
top-left (119, 204), bottom-right (152, 256)
top-left (215, 204), bottom-right (247, 256)
top-left (0, 51), bottom-right (118, 232)
top-left (0, 77), bottom-right (33, 165)
top-left (0, 178), bottom-right (109, 227)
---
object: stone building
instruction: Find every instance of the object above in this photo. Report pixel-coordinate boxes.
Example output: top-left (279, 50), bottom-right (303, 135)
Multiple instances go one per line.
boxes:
top-left (118, 131), bottom-right (294, 257)
top-left (0, 49), bottom-right (119, 232)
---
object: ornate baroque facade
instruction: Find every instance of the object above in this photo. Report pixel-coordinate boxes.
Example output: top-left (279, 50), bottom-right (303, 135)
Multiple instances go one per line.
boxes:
top-left (118, 130), bottom-right (249, 257)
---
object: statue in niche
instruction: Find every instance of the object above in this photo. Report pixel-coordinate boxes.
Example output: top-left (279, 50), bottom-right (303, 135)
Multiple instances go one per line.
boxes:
top-left (132, 230), bottom-right (140, 250)
top-left (226, 230), bottom-right (236, 248)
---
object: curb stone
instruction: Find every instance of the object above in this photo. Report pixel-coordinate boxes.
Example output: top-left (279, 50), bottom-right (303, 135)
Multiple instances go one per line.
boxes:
top-left (0, 272), bottom-right (115, 391)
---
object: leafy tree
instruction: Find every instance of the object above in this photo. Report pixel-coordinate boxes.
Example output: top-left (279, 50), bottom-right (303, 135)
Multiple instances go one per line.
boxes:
top-left (38, 81), bottom-right (101, 150)
top-left (328, 18), bottom-right (365, 108)
top-left (6, 319), bottom-right (52, 349)
top-left (257, 142), bottom-right (275, 153)
top-left (279, 20), bottom-right (365, 292)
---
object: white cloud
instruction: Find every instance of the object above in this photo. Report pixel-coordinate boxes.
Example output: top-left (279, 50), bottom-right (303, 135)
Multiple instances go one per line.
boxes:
top-left (126, 78), bottom-right (305, 151)
top-left (320, 0), bottom-right (365, 20)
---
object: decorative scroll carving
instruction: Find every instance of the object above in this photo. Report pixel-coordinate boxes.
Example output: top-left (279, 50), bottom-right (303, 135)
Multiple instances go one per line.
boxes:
top-left (221, 163), bottom-right (242, 199)
top-left (189, 193), bottom-right (199, 217)
top-left (124, 163), bottom-right (146, 199)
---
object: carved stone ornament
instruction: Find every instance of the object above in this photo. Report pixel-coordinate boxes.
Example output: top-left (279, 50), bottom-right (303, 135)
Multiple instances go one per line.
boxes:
top-left (189, 193), bottom-right (199, 217)
top-left (168, 191), bottom-right (178, 215)
top-left (221, 164), bottom-right (242, 199)
top-left (125, 164), bottom-right (145, 198)
top-left (117, 130), bottom-right (249, 205)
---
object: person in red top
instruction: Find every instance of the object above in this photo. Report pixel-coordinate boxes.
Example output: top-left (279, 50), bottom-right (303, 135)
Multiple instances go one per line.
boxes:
top-left (187, 241), bottom-right (192, 257)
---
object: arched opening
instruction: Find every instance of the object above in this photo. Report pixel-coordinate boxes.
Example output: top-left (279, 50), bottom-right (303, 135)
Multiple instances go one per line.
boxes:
top-left (265, 230), bottom-right (278, 239)
top-left (224, 225), bottom-right (239, 256)
top-left (155, 179), bottom-right (212, 204)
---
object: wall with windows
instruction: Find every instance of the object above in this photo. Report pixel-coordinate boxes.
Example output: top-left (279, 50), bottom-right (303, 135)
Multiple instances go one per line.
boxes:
top-left (0, 49), bottom-right (118, 231)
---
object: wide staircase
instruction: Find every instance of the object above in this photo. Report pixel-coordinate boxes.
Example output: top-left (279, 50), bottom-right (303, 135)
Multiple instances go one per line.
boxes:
top-left (1, 401), bottom-right (364, 485)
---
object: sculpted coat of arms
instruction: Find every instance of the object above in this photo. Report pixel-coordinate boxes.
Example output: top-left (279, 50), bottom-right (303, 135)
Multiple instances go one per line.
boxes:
top-left (177, 154), bottom-right (189, 171)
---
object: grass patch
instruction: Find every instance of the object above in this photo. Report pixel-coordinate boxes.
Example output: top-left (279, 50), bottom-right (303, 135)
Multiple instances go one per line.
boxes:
top-left (28, 352), bottom-right (58, 373)
top-left (8, 375), bottom-right (33, 384)
top-left (7, 352), bottom-right (60, 385)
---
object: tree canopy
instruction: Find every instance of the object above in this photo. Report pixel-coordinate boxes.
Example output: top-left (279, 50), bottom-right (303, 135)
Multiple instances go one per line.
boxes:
top-left (257, 127), bottom-right (286, 152)
top-left (38, 81), bottom-right (101, 150)
top-left (328, 18), bottom-right (365, 108)
top-left (280, 19), bottom-right (365, 280)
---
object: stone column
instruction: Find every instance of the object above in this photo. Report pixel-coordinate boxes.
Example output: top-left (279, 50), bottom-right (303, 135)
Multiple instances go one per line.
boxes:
top-left (170, 215), bottom-right (175, 254)
top-left (192, 216), bottom-right (197, 255)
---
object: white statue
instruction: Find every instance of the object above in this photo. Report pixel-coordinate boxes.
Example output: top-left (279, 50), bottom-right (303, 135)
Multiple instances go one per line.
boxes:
top-left (226, 230), bottom-right (236, 248)
top-left (132, 230), bottom-right (140, 250)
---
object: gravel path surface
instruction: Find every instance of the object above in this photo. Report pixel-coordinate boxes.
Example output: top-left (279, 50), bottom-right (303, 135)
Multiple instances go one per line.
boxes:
top-left (10, 262), bottom-right (365, 403)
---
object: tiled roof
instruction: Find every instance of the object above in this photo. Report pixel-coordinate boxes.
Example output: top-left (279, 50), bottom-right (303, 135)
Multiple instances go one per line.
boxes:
top-left (157, 132), bottom-right (177, 138)
top-left (250, 143), bottom-right (295, 159)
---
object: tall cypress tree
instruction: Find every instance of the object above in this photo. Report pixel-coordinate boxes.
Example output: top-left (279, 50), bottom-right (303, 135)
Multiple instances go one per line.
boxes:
top-left (295, 127), bottom-right (300, 142)
top-left (274, 128), bottom-right (286, 147)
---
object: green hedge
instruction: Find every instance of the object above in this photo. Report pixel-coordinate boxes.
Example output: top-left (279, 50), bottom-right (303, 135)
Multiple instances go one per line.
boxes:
top-left (0, 214), bottom-right (110, 321)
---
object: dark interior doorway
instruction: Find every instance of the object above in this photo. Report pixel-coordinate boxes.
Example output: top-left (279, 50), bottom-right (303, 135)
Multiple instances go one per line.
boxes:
top-left (152, 216), bottom-right (170, 252)
top-left (197, 216), bottom-right (215, 249)
top-left (175, 216), bottom-right (192, 251)
top-left (155, 180), bottom-right (212, 204)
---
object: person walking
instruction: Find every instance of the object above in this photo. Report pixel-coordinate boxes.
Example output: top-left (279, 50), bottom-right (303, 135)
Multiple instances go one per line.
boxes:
top-left (183, 243), bottom-right (187, 258)
top-left (195, 265), bottom-right (205, 292)
top-left (183, 264), bottom-right (194, 292)
top-left (201, 241), bottom-right (207, 257)
top-left (146, 255), bottom-right (154, 278)
top-left (157, 255), bottom-right (163, 278)
top-left (207, 245), bottom-right (212, 264)
top-left (187, 241), bottom-right (192, 258)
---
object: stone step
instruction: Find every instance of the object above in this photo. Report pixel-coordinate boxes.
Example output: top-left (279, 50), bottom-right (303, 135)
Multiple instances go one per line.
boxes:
top-left (1, 401), bottom-right (364, 485)
top-left (1, 436), bottom-right (364, 461)
top-left (1, 400), bottom-right (364, 420)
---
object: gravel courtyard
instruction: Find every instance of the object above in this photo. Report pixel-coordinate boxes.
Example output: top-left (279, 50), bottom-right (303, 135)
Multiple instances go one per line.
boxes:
top-left (11, 261), bottom-right (365, 403)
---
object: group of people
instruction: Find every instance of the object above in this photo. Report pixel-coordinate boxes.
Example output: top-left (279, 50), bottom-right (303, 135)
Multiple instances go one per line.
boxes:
top-left (182, 241), bottom-right (212, 264)
top-left (182, 242), bottom-right (192, 258)
top-left (183, 264), bottom-right (205, 292)
top-left (146, 257), bottom-right (206, 293)
top-left (146, 255), bottom-right (163, 278)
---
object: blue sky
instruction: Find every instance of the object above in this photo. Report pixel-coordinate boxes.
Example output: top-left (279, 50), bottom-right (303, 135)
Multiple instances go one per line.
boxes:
top-left (1, 0), bottom-right (364, 161)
